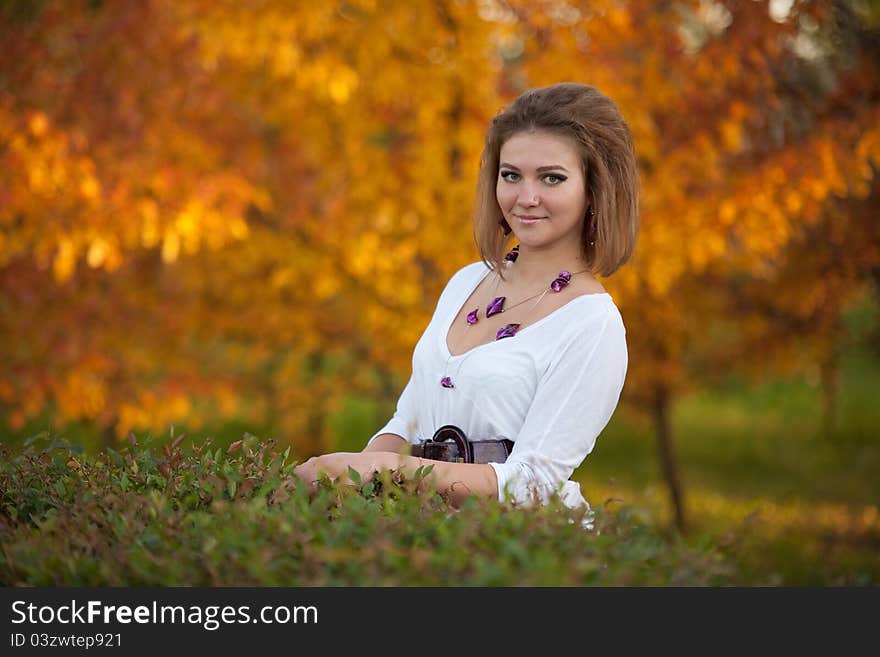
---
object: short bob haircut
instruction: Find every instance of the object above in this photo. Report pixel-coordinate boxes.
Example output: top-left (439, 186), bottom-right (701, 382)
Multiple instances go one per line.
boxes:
top-left (473, 82), bottom-right (639, 278)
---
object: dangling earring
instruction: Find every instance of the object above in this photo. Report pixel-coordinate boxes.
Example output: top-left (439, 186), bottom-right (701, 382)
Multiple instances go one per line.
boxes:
top-left (498, 217), bottom-right (512, 236)
top-left (586, 206), bottom-right (597, 246)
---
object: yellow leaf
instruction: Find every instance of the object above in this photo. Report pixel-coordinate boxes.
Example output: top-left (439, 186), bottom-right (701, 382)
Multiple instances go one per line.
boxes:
top-left (328, 68), bottom-right (358, 104)
top-left (79, 176), bottom-right (101, 200)
top-left (28, 112), bottom-right (49, 137)
top-left (229, 217), bottom-right (249, 240)
top-left (162, 229), bottom-right (180, 263)
top-left (87, 238), bottom-right (108, 268)
top-left (175, 202), bottom-right (200, 238)
top-left (140, 200), bottom-right (160, 248)
top-left (720, 120), bottom-right (742, 151)
top-left (314, 274), bottom-right (341, 300)
top-left (53, 238), bottom-right (76, 282)
top-left (719, 201), bottom-right (737, 225)
top-left (784, 190), bottom-right (802, 214)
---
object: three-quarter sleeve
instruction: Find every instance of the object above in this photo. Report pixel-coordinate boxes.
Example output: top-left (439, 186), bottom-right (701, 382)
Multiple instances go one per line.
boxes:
top-left (488, 304), bottom-right (628, 506)
top-left (366, 372), bottom-right (421, 446)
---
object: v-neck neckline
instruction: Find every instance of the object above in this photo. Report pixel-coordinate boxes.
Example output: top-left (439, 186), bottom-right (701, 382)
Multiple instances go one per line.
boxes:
top-left (440, 263), bottom-right (609, 360)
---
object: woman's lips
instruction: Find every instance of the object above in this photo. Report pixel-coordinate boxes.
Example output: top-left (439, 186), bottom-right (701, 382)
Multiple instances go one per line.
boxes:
top-left (517, 215), bottom-right (546, 224)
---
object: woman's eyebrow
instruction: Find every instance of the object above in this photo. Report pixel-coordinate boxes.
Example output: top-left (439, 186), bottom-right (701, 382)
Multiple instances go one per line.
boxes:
top-left (499, 162), bottom-right (571, 173)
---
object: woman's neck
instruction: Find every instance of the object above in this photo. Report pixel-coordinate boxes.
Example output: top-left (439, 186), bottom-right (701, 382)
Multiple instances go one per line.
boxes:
top-left (503, 243), bottom-right (590, 288)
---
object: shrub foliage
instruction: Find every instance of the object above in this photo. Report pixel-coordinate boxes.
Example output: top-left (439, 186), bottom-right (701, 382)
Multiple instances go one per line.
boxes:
top-left (0, 433), bottom-right (736, 586)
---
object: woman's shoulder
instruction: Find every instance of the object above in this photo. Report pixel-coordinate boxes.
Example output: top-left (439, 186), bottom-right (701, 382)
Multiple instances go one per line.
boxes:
top-left (542, 290), bottom-right (625, 336)
top-left (575, 293), bottom-right (626, 343)
top-left (527, 292), bottom-right (626, 360)
top-left (538, 295), bottom-right (627, 374)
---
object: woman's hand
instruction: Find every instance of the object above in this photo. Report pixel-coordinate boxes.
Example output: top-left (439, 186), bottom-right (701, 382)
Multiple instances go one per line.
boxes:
top-left (292, 452), bottom-right (398, 494)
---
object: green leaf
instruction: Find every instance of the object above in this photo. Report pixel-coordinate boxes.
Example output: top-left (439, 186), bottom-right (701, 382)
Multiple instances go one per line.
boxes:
top-left (47, 438), bottom-right (75, 454)
top-left (107, 447), bottom-right (124, 468)
top-left (347, 466), bottom-right (361, 486)
top-left (24, 431), bottom-right (50, 447)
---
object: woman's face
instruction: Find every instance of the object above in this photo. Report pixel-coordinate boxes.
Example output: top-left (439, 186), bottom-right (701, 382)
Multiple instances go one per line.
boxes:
top-left (496, 129), bottom-right (589, 253)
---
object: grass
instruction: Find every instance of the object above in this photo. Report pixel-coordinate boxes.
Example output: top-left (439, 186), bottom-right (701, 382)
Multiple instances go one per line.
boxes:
top-left (574, 342), bottom-right (880, 585)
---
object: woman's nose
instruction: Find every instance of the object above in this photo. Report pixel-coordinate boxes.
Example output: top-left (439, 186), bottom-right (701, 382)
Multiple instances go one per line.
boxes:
top-left (517, 182), bottom-right (540, 206)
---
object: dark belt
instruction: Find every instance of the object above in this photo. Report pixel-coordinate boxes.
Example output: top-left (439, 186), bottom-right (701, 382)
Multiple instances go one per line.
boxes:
top-left (410, 424), bottom-right (514, 464)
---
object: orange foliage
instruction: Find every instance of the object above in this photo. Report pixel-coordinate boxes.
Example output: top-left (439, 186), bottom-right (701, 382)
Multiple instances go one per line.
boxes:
top-left (0, 1), bottom-right (877, 451)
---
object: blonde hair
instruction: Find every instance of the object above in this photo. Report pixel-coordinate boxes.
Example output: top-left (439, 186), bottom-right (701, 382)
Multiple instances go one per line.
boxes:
top-left (473, 82), bottom-right (639, 278)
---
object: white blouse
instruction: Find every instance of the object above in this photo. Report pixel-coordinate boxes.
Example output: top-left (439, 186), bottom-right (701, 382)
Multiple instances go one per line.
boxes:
top-left (367, 260), bottom-right (628, 510)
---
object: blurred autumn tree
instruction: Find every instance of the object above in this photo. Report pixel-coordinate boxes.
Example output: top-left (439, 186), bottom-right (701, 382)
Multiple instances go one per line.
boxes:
top-left (1, 0), bottom-right (496, 453)
top-left (686, 1), bottom-right (880, 441)
top-left (1, 0), bottom-right (877, 531)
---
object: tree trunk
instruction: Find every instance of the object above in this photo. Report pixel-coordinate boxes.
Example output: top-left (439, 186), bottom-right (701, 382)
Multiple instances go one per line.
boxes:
top-left (820, 350), bottom-right (839, 439)
top-left (653, 384), bottom-right (687, 534)
top-left (302, 351), bottom-right (327, 457)
top-left (102, 419), bottom-right (118, 450)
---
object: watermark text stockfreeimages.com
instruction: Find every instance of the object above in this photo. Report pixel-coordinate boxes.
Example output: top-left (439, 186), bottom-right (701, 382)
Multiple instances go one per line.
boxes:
top-left (11, 599), bottom-right (317, 632)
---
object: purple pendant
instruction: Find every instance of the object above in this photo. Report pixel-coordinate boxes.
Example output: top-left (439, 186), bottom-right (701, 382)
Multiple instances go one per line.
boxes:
top-left (495, 323), bottom-right (520, 340)
top-left (466, 308), bottom-right (479, 325)
top-left (550, 270), bottom-right (572, 292)
top-left (486, 296), bottom-right (506, 317)
top-left (440, 376), bottom-right (454, 388)
top-left (504, 245), bottom-right (520, 262)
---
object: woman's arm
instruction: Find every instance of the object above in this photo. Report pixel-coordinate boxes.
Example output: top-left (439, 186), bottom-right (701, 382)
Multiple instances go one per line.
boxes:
top-left (399, 456), bottom-right (498, 507)
top-left (292, 451), bottom-right (498, 507)
top-left (362, 433), bottom-right (408, 454)
top-left (490, 305), bottom-right (628, 505)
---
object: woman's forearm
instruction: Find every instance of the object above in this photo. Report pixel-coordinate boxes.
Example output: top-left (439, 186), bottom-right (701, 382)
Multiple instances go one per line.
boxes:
top-left (363, 437), bottom-right (500, 505)
top-left (295, 447), bottom-right (499, 507)
top-left (393, 455), bottom-right (499, 507)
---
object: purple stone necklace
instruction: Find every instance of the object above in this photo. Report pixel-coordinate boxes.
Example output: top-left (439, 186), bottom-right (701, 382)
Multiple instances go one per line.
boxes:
top-left (440, 245), bottom-right (590, 389)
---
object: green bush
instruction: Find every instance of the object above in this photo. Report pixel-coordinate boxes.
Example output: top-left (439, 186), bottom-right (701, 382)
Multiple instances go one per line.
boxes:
top-left (0, 432), bottom-right (737, 586)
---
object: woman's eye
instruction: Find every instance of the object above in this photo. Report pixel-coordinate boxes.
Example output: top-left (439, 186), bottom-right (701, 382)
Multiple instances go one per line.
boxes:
top-left (500, 171), bottom-right (566, 185)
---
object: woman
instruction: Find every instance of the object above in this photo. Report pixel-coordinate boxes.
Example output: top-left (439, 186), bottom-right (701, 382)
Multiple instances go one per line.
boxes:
top-left (294, 82), bottom-right (639, 510)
